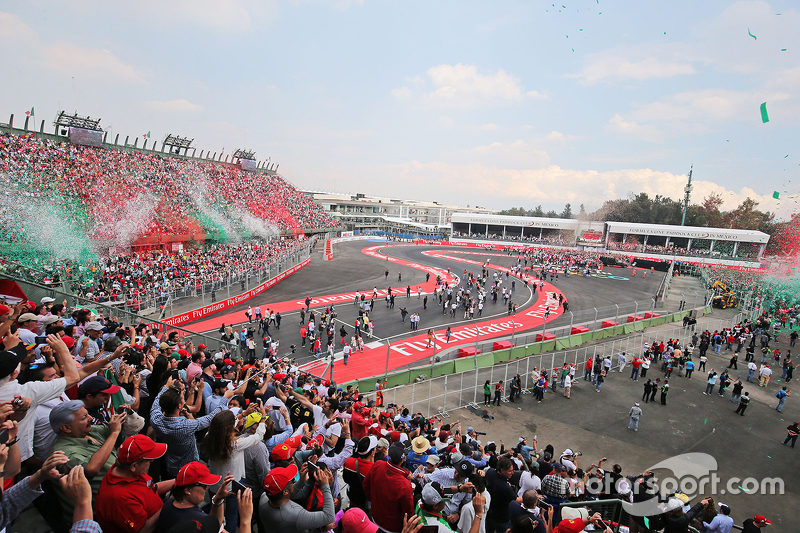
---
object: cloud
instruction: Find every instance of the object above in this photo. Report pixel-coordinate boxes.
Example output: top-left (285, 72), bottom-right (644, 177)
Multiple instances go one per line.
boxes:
top-left (144, 99), bottom-right (204, 113)
top-left (631, 88), bottom-right (792, 124)
top-left (129, 0), bottom-right (277, 31)
top-left (392, 63), bottom-right (546, 108)
top-left (42, 43), bottom-right (147, 84)
top-left (436, 116), bottom-right (455, 127)
top-left (481, 123), bottom-right (497, 131)
top-left (571, 54), bottom-right (696, 86)
top-left (427, 64), bottom-right (522, 100)
top-left (0, 12), bottom-right (36, 42)
top-left (545, 131), bottom-right (570, 143)
top-left (466, 139), bottom-right (550, 168)
top-left (389, 158), bottom-right (786, 216)
top-left (605, 114), bottom-right (664, 143)
top-left (571, 46), bottom-right (698, 86)
top-left (391, 86), bottom-right (412, 101)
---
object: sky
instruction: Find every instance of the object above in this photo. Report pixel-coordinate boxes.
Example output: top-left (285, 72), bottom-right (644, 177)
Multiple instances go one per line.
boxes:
top-left (2, 0), bottom-right (800, 219)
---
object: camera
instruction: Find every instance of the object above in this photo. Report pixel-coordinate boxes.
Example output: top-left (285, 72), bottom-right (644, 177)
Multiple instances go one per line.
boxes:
top-left (12, 398), bottom-right (24, 409)
top-left (575, 451), bottom-right (583, 456)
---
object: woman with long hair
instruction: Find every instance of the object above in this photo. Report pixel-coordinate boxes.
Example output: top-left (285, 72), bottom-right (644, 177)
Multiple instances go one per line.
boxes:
top-left (203, 407), bottom-right (266, 533)
top-left (146, 356), bottom-right (170, 397)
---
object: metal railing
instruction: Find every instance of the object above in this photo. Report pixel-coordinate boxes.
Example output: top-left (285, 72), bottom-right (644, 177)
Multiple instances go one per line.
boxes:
top-left (373, 311), bottom-right (743, 417)
top-left (1, 241), bottom-right (314, 318)
top-left (5, 275), bottom-right (225, 351)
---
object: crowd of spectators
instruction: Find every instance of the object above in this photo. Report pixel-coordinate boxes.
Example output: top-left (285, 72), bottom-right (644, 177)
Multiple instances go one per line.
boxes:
top-left (75, 238), bottom-right (308, 305)
top-left (451, 232), bottom-right (573, 247)
top-left (0, 294), bottom-right (779, 533)
top-left (606, 240), bottom-right (759, 261)
top-left (0, 131), bottom-right (336, 252)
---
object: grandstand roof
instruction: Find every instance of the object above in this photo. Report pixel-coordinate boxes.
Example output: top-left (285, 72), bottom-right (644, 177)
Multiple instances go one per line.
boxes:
top-left (382, 216), bottom-right (446, 231)
top-left (451, 212), bottom-right (580, 231)
top-left (605, 222), bottom-right (770, 243)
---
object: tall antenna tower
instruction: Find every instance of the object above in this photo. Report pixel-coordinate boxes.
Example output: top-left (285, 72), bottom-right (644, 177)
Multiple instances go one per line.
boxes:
top-left (681, 166), bottom-right (693, 226)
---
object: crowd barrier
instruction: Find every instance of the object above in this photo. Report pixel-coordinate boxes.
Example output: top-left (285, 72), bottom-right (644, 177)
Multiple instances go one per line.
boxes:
top-left (161, 257), bottom-right (311, 326)
top-left (346, 306), bottom-right (743, 417)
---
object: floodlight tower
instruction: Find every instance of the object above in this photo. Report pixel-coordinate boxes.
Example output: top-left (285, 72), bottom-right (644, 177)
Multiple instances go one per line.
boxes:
top-left (681, 166), bottom-right (693, 226)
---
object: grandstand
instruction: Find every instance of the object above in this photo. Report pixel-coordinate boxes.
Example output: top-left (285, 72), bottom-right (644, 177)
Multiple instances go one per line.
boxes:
top-left (0, 113), bottom-right (340, 311)
top-left (449, 212), bottom-right (770, 267)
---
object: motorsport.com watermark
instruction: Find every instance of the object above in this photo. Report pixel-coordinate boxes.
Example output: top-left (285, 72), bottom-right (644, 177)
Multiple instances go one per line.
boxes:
top-left (581, 453), bottom-right (783, 517)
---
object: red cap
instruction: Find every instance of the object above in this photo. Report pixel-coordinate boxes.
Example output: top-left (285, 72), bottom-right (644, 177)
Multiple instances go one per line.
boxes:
top-left (197, 344), bottom-right (207, 350)
top-left (0, 305), bottom-right (9, 316)
top-left (25, 301), bottom-right (36, 310)
top-left (353, 401), bottom-right (365, 411)
top-left (78, 376), bottom-right (121, 396)
top-left (273, 373), bottom-right (286, 381)
top-left (341, 508), bottom-right (380, 533)
top-left (176, 462), bottom-right (221, 487)
top-left (118, 435), bottom-right (167, 463)
top-left (263, 464), bottom-right (298, 495)
top-left (553, 518), bottom-right (586, 533)
top-left (177, 349), bottom-right (189, 358)
top-left (307, 435), bottom-right (324, 449)
top-left (270, 434), bottom-right (302, 461)
top-left (389, 431), bottom-right (401, 443)
top-left (224, 358), bottom-right (234, 366)
top-left (61, 336), bottom-right (76, 349)
top-left (754, 515), bottom-right (772, 525)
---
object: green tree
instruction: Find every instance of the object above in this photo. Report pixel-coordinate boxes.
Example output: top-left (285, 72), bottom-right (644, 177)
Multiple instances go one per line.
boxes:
top-left (560, 203), bottom-right (574, 219)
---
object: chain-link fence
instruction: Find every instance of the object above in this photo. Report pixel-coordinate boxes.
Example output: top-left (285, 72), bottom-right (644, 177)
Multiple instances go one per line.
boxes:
top-left (374, 311), bottom-right (742, 417)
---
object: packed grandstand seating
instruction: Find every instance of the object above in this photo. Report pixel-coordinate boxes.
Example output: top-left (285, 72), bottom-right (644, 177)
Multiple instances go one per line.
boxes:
top-left (80, 238), bottom-right (309, 305)
top-left (451, 231), bottom-right (573, 246)
top-left (606, 240), bottom-right (759, 261)
top-left (0, 131), bottom-right (337, 246)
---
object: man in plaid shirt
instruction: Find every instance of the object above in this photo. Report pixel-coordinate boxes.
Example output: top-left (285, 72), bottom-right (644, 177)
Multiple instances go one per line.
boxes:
top-left (541, 463), bottom-right (571, 502)
top-left (150, 378), bottom-right (233, 476)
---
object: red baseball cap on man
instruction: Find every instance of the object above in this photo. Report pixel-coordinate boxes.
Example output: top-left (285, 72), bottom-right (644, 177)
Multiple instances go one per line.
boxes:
top-left (270, 434), bottom-right (303, 461)
top-left (754, 515), bottom-right (772, 526)
top-left (263, 464), bottom-right (298, 495)
top-left (197, 344), bottom-right (207, 351)
top-left (118, 435), bottom-right (167, 463)
top-left (175, 462), bottom-right (221, 487)
top-left (78, 376), bottom-right (121, 397)
top-left (552, 518), bottom-right (587, 533)
top-left (0, 305), bottom-right (9, 316)
top-left (61, 336), bottom-right (76, 349)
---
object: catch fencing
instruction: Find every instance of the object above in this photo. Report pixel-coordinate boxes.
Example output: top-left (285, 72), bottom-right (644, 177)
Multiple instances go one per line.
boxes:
top-left (369, 309), bottom-right (743, 417)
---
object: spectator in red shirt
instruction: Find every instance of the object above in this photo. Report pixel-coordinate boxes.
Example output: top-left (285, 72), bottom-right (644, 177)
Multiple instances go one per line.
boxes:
top-left (95, 435), bottom-right (175, 533)
top-left (363, 443), bottom-right (413, 533)
top-left (630, 357), bottom-right (642, 381)
top-left (350, 403), bottom-right (372, 442)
